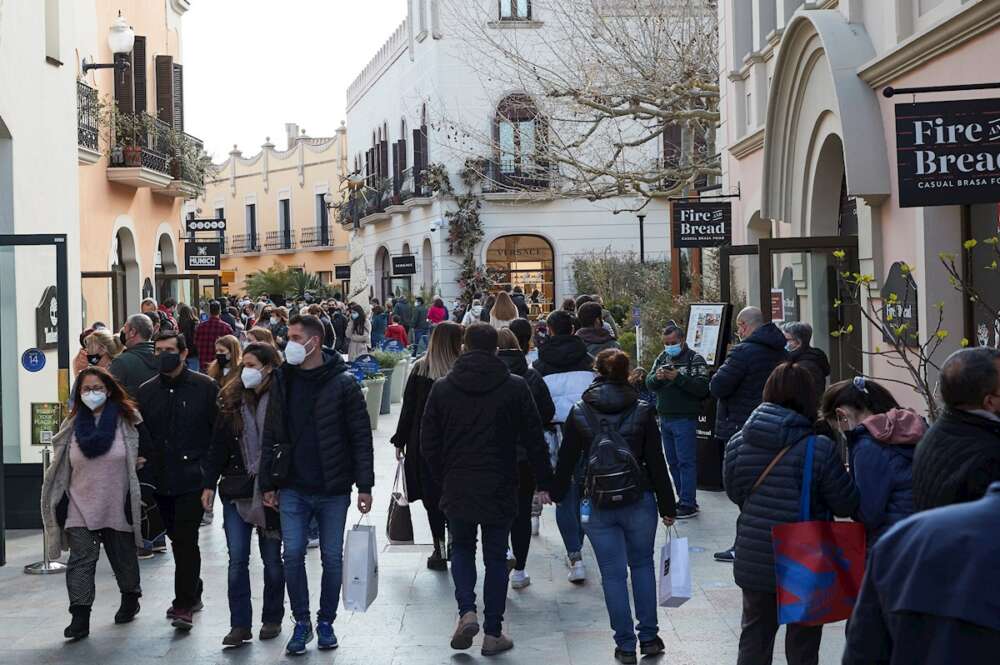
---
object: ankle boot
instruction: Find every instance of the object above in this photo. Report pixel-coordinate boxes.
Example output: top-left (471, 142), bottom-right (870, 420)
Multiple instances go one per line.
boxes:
top-left (64, 605), bottom-right (91, 640)
top-left (115, 593), bottom-right (141, 624)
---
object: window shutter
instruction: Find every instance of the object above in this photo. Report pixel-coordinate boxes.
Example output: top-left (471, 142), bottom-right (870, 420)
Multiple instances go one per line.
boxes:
top-left (155, 55), bottom-right (174, 126)
top-left (114, 52), bottom-right (134, 116)
top-left (132, 36), bottom-right (147, 114)
top-left (399, 136), bottom-right (408, 172)
top-left (391, 141), bottom-right (400, 194)
top-left (412, 129), bottom-right (424, 189)
top-left (172, 63), bottom-right (184, 132)
top-left (379, 140), bottom-right (389, 179)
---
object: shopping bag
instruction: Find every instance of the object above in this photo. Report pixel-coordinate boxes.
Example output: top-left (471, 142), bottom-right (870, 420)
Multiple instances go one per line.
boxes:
top-left (657, 529), bottom-right (692, 608)
top-left (772, 436), bottom-right (866, 625)
top-left (342, 522), bottom-right (379, 612)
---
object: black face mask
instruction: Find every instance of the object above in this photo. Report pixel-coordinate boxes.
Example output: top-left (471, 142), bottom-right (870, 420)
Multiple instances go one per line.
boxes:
top-left (215, 353), bottom-right (229, 368)
top-left (87, 354), bottom-right (102, 366)
top-left (158, 352), bottom-right (181, 375)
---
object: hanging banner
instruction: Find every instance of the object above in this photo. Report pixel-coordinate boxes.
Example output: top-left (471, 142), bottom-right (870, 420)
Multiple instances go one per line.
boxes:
top-left (671, 201), bottom-right (732, 248)
top-left (391, 255), bottom-right (417, 276)
top-left (184, 240), bottom-right (221, 271)
top-left (895, 98), bottom-right (1000, 207)
top-left (31, 403), bottom-right (63, 446)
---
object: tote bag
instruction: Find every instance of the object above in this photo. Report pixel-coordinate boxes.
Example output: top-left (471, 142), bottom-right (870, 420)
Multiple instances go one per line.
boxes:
top-left (772, 436), bottom-right (867, 625)
top-left (386, 458), bottom-right (414, 544)
top-left (342, 521), bottom-right (379, 612)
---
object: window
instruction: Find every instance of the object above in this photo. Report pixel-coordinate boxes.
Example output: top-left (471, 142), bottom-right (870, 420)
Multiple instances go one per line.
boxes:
top-left (44, 0), bottom-right (61, 65)
top-left (245, 204), bottom-right (257, 249)
top-left (279, 199), bottom-right (291, 248)
top-left (494, 94), bottom-right (544, 175)
top-left (500, 0), bottom-right (531, 20)
top-left (315, 193), bottom-right (330, 245)
top-left (317, 271), bottom-right (334, 285)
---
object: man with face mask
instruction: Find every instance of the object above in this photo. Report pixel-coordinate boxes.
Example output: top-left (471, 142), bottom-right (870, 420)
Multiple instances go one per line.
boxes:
top-left (259, 314), bottom-right (374, 655)
top-left (137, 331), bottom-right (219, 631)
top-left (109, 313), bottom-right (159, 397)
top-left (193, 301), bottom-right (234, 372)
top-left (646, 323), bottom-right (710, 519)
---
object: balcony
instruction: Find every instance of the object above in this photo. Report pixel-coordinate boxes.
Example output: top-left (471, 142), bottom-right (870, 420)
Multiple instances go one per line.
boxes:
top-left (77, 81), bottom-right (101, 165)
top-left (391, 167), bottom-right (428, 206)
top-left (106, 113), bottom-right (173, 189)
top-left (154, 131), bottom-right (205, 199)
top-left (229, 233), bottom-right (261, 254)
top-left (300, 225), bottom-right (335, 249)
top-left (264, 229), bottom-right (297, 252)
top-left (482, 158), bottom-right (554, 193)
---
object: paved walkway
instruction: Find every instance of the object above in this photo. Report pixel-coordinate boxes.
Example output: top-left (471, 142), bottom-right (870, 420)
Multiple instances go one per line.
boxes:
top-left (0, 401), bottom-right (847, 665)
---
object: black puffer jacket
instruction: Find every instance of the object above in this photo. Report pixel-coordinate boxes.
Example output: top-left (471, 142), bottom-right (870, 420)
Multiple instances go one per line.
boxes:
top-left (709, 322), bottom-right (788, 441)
top-left (789, 345), bottom-right (831, 396)
top-left (420, 350), bottom-right (553, 525)
top-left (137, 368), bottom-right (219, 496)
top-left (498, 350), bottom-right (556, 427)
top-left (390, 369), bottom-right (435, 503)
top-left (913, 408), bottom-right (1000, 511)
top-left (259, 352), bottom-right (374, 494)
top-left (532, 334), bottom-right (594, 377)
top-left (724, 403), bottom-right (859, 593)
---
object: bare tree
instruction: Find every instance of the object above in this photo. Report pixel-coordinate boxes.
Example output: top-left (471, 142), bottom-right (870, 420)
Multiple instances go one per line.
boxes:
top-left (437, 0), bottom-right (720, 211)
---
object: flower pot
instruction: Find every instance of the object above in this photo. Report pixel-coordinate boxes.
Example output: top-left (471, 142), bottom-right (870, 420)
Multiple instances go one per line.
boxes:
top-left (124, 145), bottom-right (142, 167)
top-left (363, 379), bottom-right (384, 429)
top-left (390, 358), bottom-right (408, 404)
top-left (379, 368), bottom-right (394, 415)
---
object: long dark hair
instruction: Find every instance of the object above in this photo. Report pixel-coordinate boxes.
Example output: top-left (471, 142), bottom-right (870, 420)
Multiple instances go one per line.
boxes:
top-left (70, 366), bottom-right (140, 422)
top-left (350, 303), bottom-right (367, 335)
top-left (762, 362), bottom-right (819, 419)
top-left (218, 343), bottom-right (281, 426)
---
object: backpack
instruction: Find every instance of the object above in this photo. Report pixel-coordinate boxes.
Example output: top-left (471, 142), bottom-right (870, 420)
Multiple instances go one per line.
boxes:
top-left (580, 403), bottom-right (644, 509)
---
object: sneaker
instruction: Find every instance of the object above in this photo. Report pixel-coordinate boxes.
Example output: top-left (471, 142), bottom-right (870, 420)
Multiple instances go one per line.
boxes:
top-left (222, 626), bottom-right (252, 648)
top-left (166, 600), bottom-right (204, 619)
top-left (450, 611), bottom-right (480, 650)
top-left (200, 511), bottom-right (214, 527)
top-left (171, 608), bottom-right (194, 631)
top-left (259, 623), bottom-right (282, 640)
top-left (481, 633), bottom-right (514, 656)
top-left (285, 621), bottom-right (314, 655)
top-left (427, 549), bottom-right (448, 571)
top-left (307, 538), bottom-right (320, 549)
top-left (614, 648), bottom-right (638, 664)
top-left (510, 570), bottom-right (531, 590)
top-left (136, 547), bottom-right (154, 560)
top-left (151, 539), bottom-right (168, 553)
top-left (676, 505), bottom-right (699, 520)
top-left (316, 620), bottom-right (338, 650)
top-left (640, 636), bottom-right (665, 656)
top-left (714, 547), bottom-right (736, 563)
top-left (530, 516), bottom-right (540, 536)
top-left (567, 555), bottom-right (586, 584)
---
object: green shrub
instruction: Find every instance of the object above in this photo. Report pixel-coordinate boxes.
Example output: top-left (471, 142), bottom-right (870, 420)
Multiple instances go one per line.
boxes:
top-left (371, 350), bottom-right (408, 369)
top-left (618, 331), bottom-right (637, 362)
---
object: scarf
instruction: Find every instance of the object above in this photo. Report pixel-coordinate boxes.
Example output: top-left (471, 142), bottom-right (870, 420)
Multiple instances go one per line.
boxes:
top-left (73, 401), bottom-right (121, 459)
top-left (235, 392), bottom-right (271, 532)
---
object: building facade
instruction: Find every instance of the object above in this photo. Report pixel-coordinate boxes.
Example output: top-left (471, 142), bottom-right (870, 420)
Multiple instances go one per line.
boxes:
top-left (200, 123), bottom-right (351, 295)
top-left (344, 0), bottom-right (674, 312)
top-left (719, 0), bottom-right (1000, 411)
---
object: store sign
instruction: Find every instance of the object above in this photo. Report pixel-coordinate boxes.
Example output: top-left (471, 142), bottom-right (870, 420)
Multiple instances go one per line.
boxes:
top-left (392, 255), bottom-right (417, 276)
top-left (778, 267), bottom-right (800, 323)
top-left (671, 201), bottom-right (732, 248)
top-left (881, 262), bottom-right (920, 346)
top-left (335, 265), bottom-right (352, 280)
top-left (895, 98), bottom-right (1000, 207)
top-left (186, 217), bottom-right (226, 232)
top-left (184, 240), bottom-right (221, 271)
top-left (35, 286), bottom-right (59, 350)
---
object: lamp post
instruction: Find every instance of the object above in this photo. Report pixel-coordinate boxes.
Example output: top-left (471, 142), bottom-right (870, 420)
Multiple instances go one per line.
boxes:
top-left (82, 12), bottom-right (135, 79)
top-left (637, 213), bottom-right (646, 264)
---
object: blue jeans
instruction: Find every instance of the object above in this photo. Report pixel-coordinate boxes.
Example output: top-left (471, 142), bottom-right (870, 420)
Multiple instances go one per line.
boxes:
top-left (584, 492), bottom-right (660, 651)
top-left (660, 418), bottom-right (698, 509)
top-left (279, 489), bottom-right (350, 623)
top-left (556, 470), bottom-right (584, 556)
top-left (449, 519), bottom-right (511, 637)
top-left (222, 501), bottom-right (285, 628)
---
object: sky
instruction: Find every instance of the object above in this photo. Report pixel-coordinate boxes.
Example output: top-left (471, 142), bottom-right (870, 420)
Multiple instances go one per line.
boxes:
top-left (184, 0), bottom-right (408, 160)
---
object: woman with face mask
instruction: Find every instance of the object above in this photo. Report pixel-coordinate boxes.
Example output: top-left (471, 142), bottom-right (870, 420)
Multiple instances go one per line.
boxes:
top-left (41, 367), bottom-right (151, 640)
top-left (208, 335), bottom-right (243, 390)
top-left (202, 343), bottom-right (285, 647)
top-left (267, 307), bottom-right (289, 350)
top-left (346, 304), bottom-right (372, 361)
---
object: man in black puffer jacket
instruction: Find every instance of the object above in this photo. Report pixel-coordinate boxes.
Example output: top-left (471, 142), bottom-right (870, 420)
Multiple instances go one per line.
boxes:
top-left (421, 323), bottom-right (553, 656)
top-left (259, 314), bottom-right (373, 654)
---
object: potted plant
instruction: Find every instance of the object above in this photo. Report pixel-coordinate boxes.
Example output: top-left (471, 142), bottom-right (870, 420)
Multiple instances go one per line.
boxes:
top-left (372, 350), bottom-right (406, 415)
top-left (361, 371), bottom-right (385, 430)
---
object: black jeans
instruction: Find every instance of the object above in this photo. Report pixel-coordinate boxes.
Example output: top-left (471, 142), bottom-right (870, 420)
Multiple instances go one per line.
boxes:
top-left (156, 492), bottom-right (204, 610)
top-left (737, 589), bottom-right (823, 665)
top-left (425, 503), bottom-right (447, 547)
top-left (66, 528), bottom-right (140, 608)
top-left (509, 462), bottom-right (536, 571)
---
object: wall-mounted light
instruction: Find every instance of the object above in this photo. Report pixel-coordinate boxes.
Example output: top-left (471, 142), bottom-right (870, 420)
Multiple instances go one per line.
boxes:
top-left (81, 12), bottom-right (135, 77)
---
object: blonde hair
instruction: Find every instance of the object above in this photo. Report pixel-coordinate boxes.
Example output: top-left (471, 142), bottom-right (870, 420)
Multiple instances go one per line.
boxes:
top-left (497, 328), bottom-right (521, 351)
top-left (275, 307), bottom-right (289, 323)
top-left (85, 329), bottom-right (124, 359)
top-left (208, 335), bottom-right (243, 388)
top-left (491, 292), bottom-right (518, 323)
top-left (413, 321), bottom-right (463, 380)
top-left (247, 326), bottom-right (277, 347)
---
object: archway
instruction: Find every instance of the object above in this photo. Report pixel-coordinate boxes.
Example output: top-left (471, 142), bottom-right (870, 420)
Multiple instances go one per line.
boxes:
top-left (485, 234), bottom-right (555, 316)
top-left (374, 246), bottom-right (390, 303)
top-left (422, 238), bottom-right (433, 294)
top-left (155, 232), bottom-right (178, 303)
top-left (113, 227), bottom-right (140, 318)
top-left (806, 132), bottom-right (846, 238)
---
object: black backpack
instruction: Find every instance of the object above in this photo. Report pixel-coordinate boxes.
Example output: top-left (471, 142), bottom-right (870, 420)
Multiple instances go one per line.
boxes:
top-left (580, 404), bottom-right (644, 509)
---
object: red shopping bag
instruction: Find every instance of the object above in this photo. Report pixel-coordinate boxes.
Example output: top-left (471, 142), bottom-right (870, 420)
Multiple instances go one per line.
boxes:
top-left (772, 436), bottom-right (866, 626)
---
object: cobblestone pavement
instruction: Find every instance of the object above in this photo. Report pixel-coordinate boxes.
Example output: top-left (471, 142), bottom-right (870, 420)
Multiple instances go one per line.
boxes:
top-left (0, 402), bottom-right (847, 665)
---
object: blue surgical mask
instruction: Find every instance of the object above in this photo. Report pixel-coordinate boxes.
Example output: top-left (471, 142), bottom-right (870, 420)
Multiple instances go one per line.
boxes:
top-left (785, 342), bottom-right (795, 352)
top-left (664, 344), bottom-right (682, 358)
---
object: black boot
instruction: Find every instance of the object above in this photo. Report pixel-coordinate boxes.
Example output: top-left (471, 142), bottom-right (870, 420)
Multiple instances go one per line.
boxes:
top-left (64, 605), bottom-right (91, 640)
top-left (114, 593), bottom-right (141, 624)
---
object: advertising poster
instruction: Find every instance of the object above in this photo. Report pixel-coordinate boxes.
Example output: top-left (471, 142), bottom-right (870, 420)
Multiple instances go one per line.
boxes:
top-left (31, 402), bottom-right (63, 446)
top-left (686, 303), bottom-right (726, 366)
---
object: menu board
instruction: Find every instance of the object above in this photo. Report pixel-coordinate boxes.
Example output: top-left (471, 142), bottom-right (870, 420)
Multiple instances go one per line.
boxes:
top-left (687, 303), bottom-right (727, 367)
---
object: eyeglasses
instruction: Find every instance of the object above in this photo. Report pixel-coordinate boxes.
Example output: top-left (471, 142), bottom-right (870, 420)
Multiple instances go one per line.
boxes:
top-left (80, 386), bottom-right (107, 395)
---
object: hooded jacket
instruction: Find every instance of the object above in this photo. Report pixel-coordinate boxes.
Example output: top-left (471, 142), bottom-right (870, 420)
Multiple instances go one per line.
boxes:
top-left (109, 341), bottom-right (159, 398)
top-left (420, 350), bottom-right (553, 524)
top-left (913, 408), bottom-right (1000, 511)
top-left (461, 305), bottom-right (483, 326)
top-left (789, 344), bottom-right (831, 396)
top-left (532, 335), bottom-right (596, 424)
top-left (724, 403), bottom-right (859, 592)
top-left (709, 322), bottom-right (788, 441)
top-left (848, 408), bottom-right (925, 543)
top-left (392, 298), bottom-right (413, 330)
top-left (510, 292), bottom-right (529, 318)
top-left (576, 326), bottom-right (620, 358)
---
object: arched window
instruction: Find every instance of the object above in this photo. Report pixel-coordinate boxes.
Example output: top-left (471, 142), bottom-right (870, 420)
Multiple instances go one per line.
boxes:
top-left (494, 94), bottom-right (547, 186)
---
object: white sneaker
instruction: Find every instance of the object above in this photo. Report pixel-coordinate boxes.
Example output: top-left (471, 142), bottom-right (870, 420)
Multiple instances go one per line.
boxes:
top-left (567, 559), bottom-right (586, 584)
top-left (510, 570), bottom-right (531, 589)
top-left (307, 538), bottom-right (320, 549)
top-left (530, 516), bottom-right (540, 536)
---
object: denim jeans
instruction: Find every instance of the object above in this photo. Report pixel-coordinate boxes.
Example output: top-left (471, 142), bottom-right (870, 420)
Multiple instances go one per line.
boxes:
top-left (556, 471), bottom-right (584, 556)
top-left (584, 491), bottom-right (660, 651)
top-left (660, 418), bottom-right (699, 509)
top-left (279, 489), bottom-right (350, 623)
top-left (449, 518), bottom-right (511, 637)
top-left (222, 501), bottom-right (285, 628)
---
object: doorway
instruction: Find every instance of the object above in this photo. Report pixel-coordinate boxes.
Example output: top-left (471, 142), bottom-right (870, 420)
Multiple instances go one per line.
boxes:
top-left (157, 274), bottom-right (222, 312)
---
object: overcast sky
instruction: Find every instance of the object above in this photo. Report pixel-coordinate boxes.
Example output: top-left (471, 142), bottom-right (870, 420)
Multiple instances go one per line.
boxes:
top-left (184, 0), bottom-right (408, 160)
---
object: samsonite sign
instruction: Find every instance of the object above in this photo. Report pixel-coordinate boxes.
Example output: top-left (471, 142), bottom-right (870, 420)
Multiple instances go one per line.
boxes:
top-left (895, 98), bottom-right (1000, 207)
top-left (671, 201), bottom-right (731, 248)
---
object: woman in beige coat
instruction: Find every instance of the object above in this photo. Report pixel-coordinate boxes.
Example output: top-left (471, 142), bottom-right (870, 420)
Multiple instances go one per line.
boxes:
top-left (347, 303), bottom-right (373, 360)
top-left (41, 367), bottom-right (150, 640)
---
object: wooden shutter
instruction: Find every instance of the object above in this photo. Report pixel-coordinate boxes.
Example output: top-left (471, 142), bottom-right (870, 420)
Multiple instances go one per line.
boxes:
top-left (172, 63), bottom-right (184, 131)
top-left (132, 36), bottom-right (147, 114)
top-left (662, 122), bottom-right (683, 190)
top-left (412, 129), bottom-right (424, 189)
top-left (391, 141), bottom-right (401, 194)
top-left (114, 52), bottom-right (134, 116)
top-left (379, 140), bottom-right (389, 179)
top-left (399, 136), bottom-right (408, 172)
top-left (155, 55), bottom-right (174, 126)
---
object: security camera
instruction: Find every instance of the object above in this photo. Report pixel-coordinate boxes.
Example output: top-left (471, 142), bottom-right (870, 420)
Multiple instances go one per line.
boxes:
top-left (430, 221), bottom-right (439, 233)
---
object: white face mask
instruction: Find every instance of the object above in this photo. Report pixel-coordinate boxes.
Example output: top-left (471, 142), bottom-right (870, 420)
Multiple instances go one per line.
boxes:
top-left (284, 340), bottom-right (310, 365)
top-left (241, 367), bottom-right (263, 389)
top-left (270, 316), bottom-right (279, 325)
top-left (81, 390), bottom-right (108, 411)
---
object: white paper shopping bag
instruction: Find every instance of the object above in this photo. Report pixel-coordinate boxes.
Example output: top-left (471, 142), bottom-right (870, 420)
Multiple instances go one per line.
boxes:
top-left (342, 523), bottom-right (379, 612)
top-left (658, 531), bottom-right (692, 608)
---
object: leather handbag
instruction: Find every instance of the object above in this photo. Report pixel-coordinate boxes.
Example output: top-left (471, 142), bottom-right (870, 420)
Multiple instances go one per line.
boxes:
top-left (386, 457), bottom-right (414, 544)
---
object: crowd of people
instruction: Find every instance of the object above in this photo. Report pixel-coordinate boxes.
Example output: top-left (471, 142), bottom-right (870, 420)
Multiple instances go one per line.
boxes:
top-left (39, 290), bottom-right (1000, 664)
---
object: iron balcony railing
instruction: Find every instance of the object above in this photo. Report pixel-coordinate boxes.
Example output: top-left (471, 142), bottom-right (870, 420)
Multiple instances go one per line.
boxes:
top-left (230, 233), bottom-right (261, 254)
top-left (392, 166), bottom-right (426, 202)
top-left (483, 157), bottom-right (554, 192)
top-left (173, 132), bottom-right (204, 184)
top-left (77, 81), bottom-right (99, 152)
top-left (300, 225), bottom-right (333, 248)
top-left (109, 112), bottom-right (170, 175)
top-left (264, 229), bottom-right (296, 251)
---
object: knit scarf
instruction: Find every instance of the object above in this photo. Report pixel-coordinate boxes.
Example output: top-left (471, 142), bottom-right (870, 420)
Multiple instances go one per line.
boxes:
top-left (236, 393), bottom-right (271, 532)
top-left (73, 401), bottom-right (121, 459)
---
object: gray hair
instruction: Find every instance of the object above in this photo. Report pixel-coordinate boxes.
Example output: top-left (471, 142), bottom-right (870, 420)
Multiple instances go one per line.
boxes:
top-left (737, 306), bottom-right (764, 330)
top-left (940, 347), bottom-right (1000, 409)
top-left (784, 321), bottom-right (813, 347)
top-left (141, 297), bottom-right (157, 308)
top-left (126, 313), bottom-right (153, 341)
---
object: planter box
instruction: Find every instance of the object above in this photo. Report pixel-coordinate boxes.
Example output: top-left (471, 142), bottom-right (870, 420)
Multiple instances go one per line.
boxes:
top-left (363, 379), bottom-right (384, 430)
top-left (390, 358), bottom-right (408, 404)
top-left (379, 368), bottom-right (394, 415)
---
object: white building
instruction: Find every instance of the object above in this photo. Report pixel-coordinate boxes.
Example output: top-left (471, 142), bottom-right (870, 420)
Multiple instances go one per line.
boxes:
top-left (345, 0), bottom-right (676, 312)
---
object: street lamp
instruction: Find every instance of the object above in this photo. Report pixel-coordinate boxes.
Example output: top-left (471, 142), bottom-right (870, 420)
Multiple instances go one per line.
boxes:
top-left (637, 213), bottom-right (646, 264)
top-left (82, 12), bottom-right (135, 76)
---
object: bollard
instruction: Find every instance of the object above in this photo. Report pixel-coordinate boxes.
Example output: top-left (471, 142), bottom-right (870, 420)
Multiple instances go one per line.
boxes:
top-left (24, 447), bottom-right (67, 575)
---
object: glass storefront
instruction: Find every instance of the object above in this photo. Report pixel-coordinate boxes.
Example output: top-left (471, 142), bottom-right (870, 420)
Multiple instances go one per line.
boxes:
top-left (486, 234), bottom-right (555, 317)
